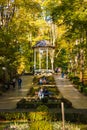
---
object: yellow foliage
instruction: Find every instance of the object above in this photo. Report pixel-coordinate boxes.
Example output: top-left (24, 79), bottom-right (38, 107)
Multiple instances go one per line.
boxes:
top-left (17, 57), bottom-right (25, 74)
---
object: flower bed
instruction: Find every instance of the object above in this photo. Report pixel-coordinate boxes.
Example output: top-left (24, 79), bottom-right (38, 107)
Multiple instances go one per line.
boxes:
top-left (16, 75), bottom-right (72, 109)
top-left (0, 121), bottom-right (86, 130)
top-left (0, 117), bottom-right (87, 130)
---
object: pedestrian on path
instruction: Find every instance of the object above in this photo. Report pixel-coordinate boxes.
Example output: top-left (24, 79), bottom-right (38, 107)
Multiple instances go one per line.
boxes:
top-left (18, 77), bottom-right (22, 89)
top-left (61, 72), bottom-right (64, 78)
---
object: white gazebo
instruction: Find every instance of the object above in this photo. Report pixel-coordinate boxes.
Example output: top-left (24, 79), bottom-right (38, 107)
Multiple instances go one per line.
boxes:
top-left (33, 40), bottom-right (55, 74)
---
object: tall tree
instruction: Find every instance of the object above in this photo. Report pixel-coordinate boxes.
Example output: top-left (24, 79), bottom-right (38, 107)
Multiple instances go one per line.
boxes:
top-left (0, 0), bottom-right (42, 80)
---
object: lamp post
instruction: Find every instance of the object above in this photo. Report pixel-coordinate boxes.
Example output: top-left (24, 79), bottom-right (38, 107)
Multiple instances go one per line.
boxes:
top-left (74, 40), bottom-right (79, 76)
top-left (2, 67), bottom-right (6, 82)
top-left (80, 49), bottom-right (84, 84)
top-left (69, 60), bottom-right (72, 73)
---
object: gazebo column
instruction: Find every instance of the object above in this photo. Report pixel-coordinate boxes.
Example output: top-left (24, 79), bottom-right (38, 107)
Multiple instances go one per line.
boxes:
top-left (46, 48), bottom-right (48, 70)
top-left (34, 49), bottom-right (36, 70)
top-left (51, 58), bottom-right (54, 71)
top-left (39, 48), bottom-right (41, 70)
top-left (52, 50), bottom-right (54, 71)
top-left (50, 49), bottom-right (54, 71)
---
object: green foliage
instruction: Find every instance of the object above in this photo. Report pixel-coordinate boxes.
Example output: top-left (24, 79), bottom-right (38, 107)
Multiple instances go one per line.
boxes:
top-left (0, 0), bottom-right (43, 81)
top-left (0, 112), bottom-right (27, 121)
top-left (29, 111), bottom-right (51, 121)
top-left (16, 97), bottom-right (72, 109)
top-left (68, 75), bottom-right (87, 94)
top-left (0, 91), bottom-right (3, 96)
top-left (72, 76), bottom-right (80, 85)
top-left (36, 105), bottom-right (49, 112)
top-left (61, 98), bottom-right (72, 108)
top-left (30, 121), bottom-right (53, 130)
top-left (45, 0), bottom-right (87, 73)
top-left (54, 48), bottom-right (68, 70)
top-left (0, 111), bottom-right (87, 124)
top-left (28, 87), bottom-right (35, 96)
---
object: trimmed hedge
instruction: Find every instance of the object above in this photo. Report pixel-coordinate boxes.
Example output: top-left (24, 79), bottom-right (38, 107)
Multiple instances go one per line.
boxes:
top-left (0, 110), bottom-right (87, 124)
top-left (16, 97), bottom-right (72, 109)
top-left (68, 75), bottom-right (87, 95)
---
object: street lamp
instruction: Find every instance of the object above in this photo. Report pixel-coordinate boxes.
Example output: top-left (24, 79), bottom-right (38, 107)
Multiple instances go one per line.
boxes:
top-left (69, 60), bottom-right (73, 73)
top-left (2, 67), bottom-right (6, 82)
top-left (80, 49), bottom-right (84, 84)
top-left (2, 67), bottom-right (6, 70)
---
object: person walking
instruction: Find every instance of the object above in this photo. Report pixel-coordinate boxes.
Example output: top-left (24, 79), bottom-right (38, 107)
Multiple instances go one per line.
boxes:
top-left (18, 77), bottom-right (22, 89)
top-left (61, 71), bottom-right (64, 78)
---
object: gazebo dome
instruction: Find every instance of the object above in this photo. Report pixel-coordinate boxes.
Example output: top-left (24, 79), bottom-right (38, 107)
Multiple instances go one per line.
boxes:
top-left (35, 40), bottom-right (50, 47)
top-left (33, 40), bottom-right (54, 48)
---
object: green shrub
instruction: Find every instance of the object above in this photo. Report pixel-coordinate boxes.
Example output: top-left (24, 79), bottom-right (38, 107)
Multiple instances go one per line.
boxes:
top-left (0, 112), bottom-right (87, 123)
top-left (28, 87), bottom-right (35, 96)
top-left (16, 98), bottom-right (26, 108)
top-left (16, 98), bottom-right (72, 109)
top-left (36, 105), bottom-right (49, 112)
top-left (72, 77), bottom-right (80, 85)
top-left (69, 75), bottom-right (80, 82)
top-left (29, 105), bottom-right (52, 122)
top-left (75, 82), bottom-right (86, 93)
top-left (0, 91), bottom-right (3, 96)
top-left (41, 97), bottom-right (49, 103)
top-left (83, 87), bottom-right (87, 95)
top-left (1, 85), bottom-right (7, 92)
top-left (33, 76), bottom-right (38, 83)
top-left (68, 73), bottom-right (74, 80)
top-left (30, 121), bottom-right (53, 130)
top-left (29, 112), bottom-right (51, 121)
top-left (61, 98), bottom-right (72, 108)
top-left (0, 112), bottom-right (27, 121)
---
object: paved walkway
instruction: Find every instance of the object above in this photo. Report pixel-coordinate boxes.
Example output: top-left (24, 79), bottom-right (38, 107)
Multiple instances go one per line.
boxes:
top-left (0, 75), bottom-right (33, 110)
top-left (0, 74), bottom-right (87, 110)
top-left (54, 74), bottom-right (87, 109)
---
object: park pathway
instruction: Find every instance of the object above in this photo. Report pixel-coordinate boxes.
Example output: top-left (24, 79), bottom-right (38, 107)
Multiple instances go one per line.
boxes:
top-left (0, 75), bottom-right (33, 110)
top-left (0, 74), bottom-right (87, 110)
top-left (54, 74), bottom-right (87, 109)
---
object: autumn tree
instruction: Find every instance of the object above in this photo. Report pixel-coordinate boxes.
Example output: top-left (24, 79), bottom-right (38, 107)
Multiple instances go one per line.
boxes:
top-left (44, 0), bottom-right (87, 79)
top-left (0, 0), bottom-right (42, 81)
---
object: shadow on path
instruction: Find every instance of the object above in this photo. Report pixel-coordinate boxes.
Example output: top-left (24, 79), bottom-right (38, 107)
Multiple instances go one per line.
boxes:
top-left (54, 74), bottom-right (87, 109)
top-left (0, 75), bottom-right (33, 110)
